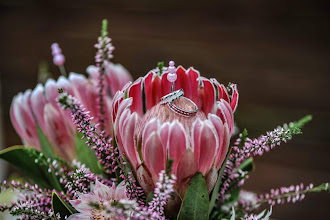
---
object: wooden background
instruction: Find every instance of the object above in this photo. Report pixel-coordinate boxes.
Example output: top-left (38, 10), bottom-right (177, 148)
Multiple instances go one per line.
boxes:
top-left (0, 0), bottom-right (329, 219)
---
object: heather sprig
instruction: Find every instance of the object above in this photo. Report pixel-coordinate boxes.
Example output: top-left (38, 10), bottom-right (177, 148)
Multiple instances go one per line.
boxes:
top-left (62, 160), bottom-right (114, 200)
top-left (147, 170), bottom-right (176, 219)
top-left (218, 116), bottom-right (312, 203)
top-left (0, 180), bottom-right (54, 219)
top-left (94, 19), bottom-right (115, 131)
top-left (119, 159), bottom-right (146, 205)
top-left (62, 161), bottom-right (98, 197)
top-left (57, 91), bottom-right (117, 175)
top-left (257, 182), bottom-right (329, 207)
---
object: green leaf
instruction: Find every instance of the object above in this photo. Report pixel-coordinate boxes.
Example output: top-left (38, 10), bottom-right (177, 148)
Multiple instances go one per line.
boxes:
top-left (52, 191), bottom-right (76, 219)
top-left (146, 191), bottom-right (154, 205)
top-left (209, 148), bottom-right (232, 215)
top-left (293, 115), bottom-right (312, 129)
top-left (36, 124), bottom-right (55, 160)
top-left (75, 132), bottom-right (102, 174)
top-left (238, 157), bottom-right (254, 173)
top-left (0, 146), bottom-right (49, 188)
top-left (227, 188), bottom-right (241, 204)
top-left (309, 183), bottom-right (330, 192)
top-left (177, 173), bottom-right (209, 220)
top-left (0, 146), bottom-right (62, 191)
top-left (230, 206), bottom-right (235, 220)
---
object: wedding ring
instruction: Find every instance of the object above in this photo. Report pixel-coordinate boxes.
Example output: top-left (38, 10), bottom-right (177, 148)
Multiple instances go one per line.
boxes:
top-left (167, 97), bottom-right (198, 117)
top-left (160, 89), bottom-right (184, 105)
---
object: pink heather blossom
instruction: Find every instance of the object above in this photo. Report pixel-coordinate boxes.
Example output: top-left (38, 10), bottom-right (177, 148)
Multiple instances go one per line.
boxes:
top-left (68, 180), bottom-right (128, 220)
top-left (10, 63), bottom-right (132, 161)
top-left (112, 65), bottom-right (239, 196)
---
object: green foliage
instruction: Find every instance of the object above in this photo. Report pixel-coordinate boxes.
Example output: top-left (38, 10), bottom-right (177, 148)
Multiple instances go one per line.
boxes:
top-left (291, 115), bottom-right (312, 129)
top-left (36, 124), bottom-right (55, 160)
top-left (146, 191), bottom-right (155, 205)
top-left (0, 146), bottom-right (62, 191)
top-left (101, 19), bottom-right (108, 38)
top-left (230, 206), bottom-right (235, 220)
top-left (310, 183), bottom-right (329, 192)
top-left (52, 191), bottom-right (76, 219)
top-left (209, 148), bottom-right (232, 215)
top-left (75, 132), bottom-right (102, 174)
top-left (157, 61), bottom-right (164, 75)
top-left (166, 158), bottom-right (174, 176)
top-left (238, 157), bottom-right (254, 173)
top-left (178, 173), bottom-right (209, 220)
top-left (238, 129), bottom-right (248, 148)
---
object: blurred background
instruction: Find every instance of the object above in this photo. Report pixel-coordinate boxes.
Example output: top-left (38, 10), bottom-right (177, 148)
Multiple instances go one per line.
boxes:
top-left (0, 0), bottom-right (329, 219)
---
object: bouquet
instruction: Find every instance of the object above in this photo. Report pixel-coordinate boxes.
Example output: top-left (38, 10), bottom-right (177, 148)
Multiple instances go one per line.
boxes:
top-left (0, 19), bottom-right (328, 220)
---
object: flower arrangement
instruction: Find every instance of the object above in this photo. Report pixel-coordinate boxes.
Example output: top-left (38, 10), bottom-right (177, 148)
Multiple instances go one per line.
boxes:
top-left (0, 19), bottom-right (328, 220)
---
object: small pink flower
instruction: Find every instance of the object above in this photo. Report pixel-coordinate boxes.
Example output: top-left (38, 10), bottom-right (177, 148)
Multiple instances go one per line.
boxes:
top-left (112, 64), bottom-right (239, 196)
top-left (68, 180), bottom-right (128, 220)
top-left (10, 63), bottom-right (132, 161)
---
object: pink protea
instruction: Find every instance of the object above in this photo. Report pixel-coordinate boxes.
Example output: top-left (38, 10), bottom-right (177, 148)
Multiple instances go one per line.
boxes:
top-left (68, 180), bottom-right (128, 220)
top-left (10, 63), bottom-right (132, 161)
top-left (112, 62), bottom-right (239, 196)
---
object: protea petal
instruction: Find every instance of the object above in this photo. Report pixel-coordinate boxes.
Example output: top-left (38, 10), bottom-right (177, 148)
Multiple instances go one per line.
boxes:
top-left (168, 121), bottom-right (188, 175)
top-left (136, 164), bottom-right (155, 195)
top-left (208, 114), bottom-right (225, 166)
top-left (142, 118), bottom-right (160, 157)
top-left (159, 122), bottom-right (170, 152)
top-left (160, 72), bottom-right (171, 97)
top-left (69, 73), bottom-right (88, 102)
top-left (219, 84), bottom-right (230, 103)
top-left (57, 77), bottom-right (76, 131)
top-left (215, 123), bottom-right (230, 170)
top-left (230, 84), bottom-right (239, 112)
top-left (57, 75), bottom-right (74, 96)
top-left (122, 112), bottom-right (141, 170)
top-left (199, 77), bottom-right (216, 114)
top-left (111, 91), bottom-right (125, 122)
top-left (44, 79), bottom-right (61, 109)
top-left (197, 121), bottom-right (218, 176)
top-left (144, 73), bottom-right (162, 110)
top-left (30, 84), bottom-right (46, 131)
top-left (143, 131), bottom-right (166, 179)
top-left (192, 118), bottom-right (203, 162)
top-left (44, 104), bottom-right (75, 160)
top-left (10, 91), bottom-right (39, 149)
top-left (117, 98), bottom-right (133, 120)
top-left (176, 149), bottom-right (198, 192)
top-left (210, 78), bottom-right (230, 103)
top-left (143, 71), bottom-right (154, 109)
top-left (218, 100), bottom-right (234, 134)
top-left (187, 67), bottom-right (200, 104)
top-left (105, 61), bottom-right (133, 96)
top-left (115, 108), bottom-right (130, 156)
top-left (175, 66), bottom-right (192, 99)
top-left (128, 77), bottom-right (143, 116)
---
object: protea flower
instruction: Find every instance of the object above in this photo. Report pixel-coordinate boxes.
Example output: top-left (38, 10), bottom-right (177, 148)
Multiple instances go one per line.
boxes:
top-left (10, 63), bottom-right (132, 161)
top-left (112, 62), bottom-right (239, 197)
top-left (68, 180), bottom-right (128, 220)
